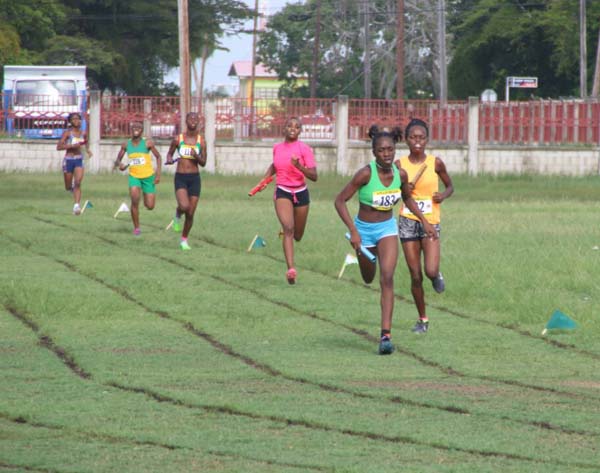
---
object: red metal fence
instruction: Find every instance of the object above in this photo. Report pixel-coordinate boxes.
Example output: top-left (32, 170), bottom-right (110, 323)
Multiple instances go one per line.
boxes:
top-left (101, 95), bottom-right (187, 139)
top-left (0, 93), bottom-right (87, 139)
top-left (2, 92), bottom-right (600, 146)
top-left (213, 97), bottom-right (336, 141)
top-left (348, 99), bottom-right (468, 143)
top-left (479, 100), bottom-right (600, 145)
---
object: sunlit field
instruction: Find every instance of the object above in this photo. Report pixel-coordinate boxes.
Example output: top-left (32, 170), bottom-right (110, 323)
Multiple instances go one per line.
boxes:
top-left (1, 172), bottom-right (599, 472)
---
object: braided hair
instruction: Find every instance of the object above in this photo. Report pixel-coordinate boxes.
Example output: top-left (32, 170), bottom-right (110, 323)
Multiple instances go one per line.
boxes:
top-left (367, 124), bottom-right (402, 151)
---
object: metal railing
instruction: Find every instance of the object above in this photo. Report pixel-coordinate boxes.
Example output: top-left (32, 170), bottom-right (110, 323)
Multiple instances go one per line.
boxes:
top-left (348, 99), bottom-right (468, 144)
top-left (2, 92), bottom-right (599, 146)
top-left (479, 99), bottom-right (600, 145)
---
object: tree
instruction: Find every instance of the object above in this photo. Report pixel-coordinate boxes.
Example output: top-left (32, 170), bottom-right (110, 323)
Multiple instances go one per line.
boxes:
top-left (258, 1), bottom-right (375, 98)
top-left (448, 0), bottom-right (600, 99)
top-left (257, 0), bottom-right (454, 99)
top-left (0, 23), bottom-right (24, 66)
top-left (1, 0), bottom-right (253, 94)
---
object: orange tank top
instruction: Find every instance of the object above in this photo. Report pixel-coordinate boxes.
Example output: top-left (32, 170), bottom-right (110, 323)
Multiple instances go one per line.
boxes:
top-left (398, 154), bottom-right (440, 224)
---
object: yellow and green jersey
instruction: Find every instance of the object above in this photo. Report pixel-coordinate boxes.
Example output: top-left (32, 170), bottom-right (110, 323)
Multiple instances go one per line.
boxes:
top-left (126, 138), bottom-right (154, 179)
top-left (177, 134), bottom-right (203, 160)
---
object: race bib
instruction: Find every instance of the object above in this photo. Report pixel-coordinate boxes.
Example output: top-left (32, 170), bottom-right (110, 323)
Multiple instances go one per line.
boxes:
top-left (179, 146), bottom-right (196, 157)
top-left (130, 157), bottom-right (145, 166)
top-left (372, 190), bottom-right (401, 211)
top-left (402, 198), bottom-right (433, 216)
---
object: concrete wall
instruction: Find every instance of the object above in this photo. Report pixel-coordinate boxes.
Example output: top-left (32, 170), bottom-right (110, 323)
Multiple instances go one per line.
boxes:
top-left (1, 139), bottom-right (598, 176)
top-left (0, 91), bottom-right (600, 176)
top-left (0, 139), bottom-right (341, 175)
top-left (4, 93), bottom-right (598, 176)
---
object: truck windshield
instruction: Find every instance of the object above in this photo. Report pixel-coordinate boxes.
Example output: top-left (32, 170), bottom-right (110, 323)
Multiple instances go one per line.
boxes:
top-left (15, 80), bottom-right (77, 106)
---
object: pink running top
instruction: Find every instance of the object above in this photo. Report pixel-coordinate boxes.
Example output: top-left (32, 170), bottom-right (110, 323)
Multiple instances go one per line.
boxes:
top-left (272, 140), bottom-right (315, 189)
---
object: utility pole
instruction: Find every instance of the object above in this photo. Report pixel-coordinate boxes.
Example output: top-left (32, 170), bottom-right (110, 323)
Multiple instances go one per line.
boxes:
top-left (592, 26), bottom-right (600, 97)
top-left (310, 0), bottom-right (322, 98)
top-left (396, 0), bottom-right (404, 100)
top-left (178, 0), bottom-right (190, 127)
top-left (249, 0), bottom-right (259, 136)
top-left (579, 0), bottom-right (587, 97)
top-left (362, 1), bottom-right (371, 99)
top-left (437, 0), bottom-right (447, 103)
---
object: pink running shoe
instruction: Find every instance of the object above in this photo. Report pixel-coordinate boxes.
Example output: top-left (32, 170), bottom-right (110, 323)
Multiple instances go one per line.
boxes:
top-left (133, 228), bottom-right (141, 236)
top-left (286, 268), bottom-right (297, 285)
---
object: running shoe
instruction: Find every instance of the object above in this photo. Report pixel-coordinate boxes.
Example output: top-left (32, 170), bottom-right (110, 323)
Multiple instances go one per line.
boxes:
top-left (180, 240), bottom-right (191, 251)
top-left (378, 335), bottom-right (394, 355)
top-left (133, 228), bottom-right (141, 237)
top-left (73, 203), bottom-right (81, 215)
top-left (172, 217), bottom-right (182, 232)
top-left (432, 272), bottom-right (445, 293)
top-left (286, 268), bottom-right (297, 285)
top-left (411, 319), bottom-right (429, 334)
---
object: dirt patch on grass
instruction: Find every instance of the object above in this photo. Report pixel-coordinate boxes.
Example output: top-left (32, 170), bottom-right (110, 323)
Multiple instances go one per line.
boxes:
top-left (350, 380), bottom-right (500, 396)
top-left (560, 380), bottom-right (600, 390)
top-left (98, 347), bottom-right (179, 355)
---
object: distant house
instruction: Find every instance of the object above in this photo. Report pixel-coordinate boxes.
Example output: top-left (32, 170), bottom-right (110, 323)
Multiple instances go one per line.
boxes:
top-left (228, 61), bottom-right (307, 104)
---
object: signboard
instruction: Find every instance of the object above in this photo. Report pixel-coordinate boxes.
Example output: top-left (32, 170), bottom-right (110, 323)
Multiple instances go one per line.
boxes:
top-left (507, 76), bottom-right (538, 88)
top-left (505, 76), bottom-right (538, 102)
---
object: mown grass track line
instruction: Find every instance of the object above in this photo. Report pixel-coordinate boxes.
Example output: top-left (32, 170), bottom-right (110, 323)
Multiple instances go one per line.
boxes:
top-left (5, 226), bottom-right (600, 442)
top-left (0, 415), bottom-right (332, 473)
top-left (195, 226), bottom-right (600, 361)
top-left (3, 302), bottom-right (599, 471)
top-left (0, 305), bottom-right (346, 473)
top-left (31, 217), bottom-right (600, 402)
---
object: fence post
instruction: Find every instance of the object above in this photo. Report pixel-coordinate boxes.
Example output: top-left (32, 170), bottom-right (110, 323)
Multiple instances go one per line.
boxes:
top-left (88, 90), bottom-right (101, 173)
top-left (204, 97), bottom-right (216, 174)
top-left (467, 96), bottom-right (479, 176)
top-left (143, 99), bottom-right (152, 138)
top-left (233, 100), bottom-right (243, 142)
top-left (336, 95), bottom-right (349, 175)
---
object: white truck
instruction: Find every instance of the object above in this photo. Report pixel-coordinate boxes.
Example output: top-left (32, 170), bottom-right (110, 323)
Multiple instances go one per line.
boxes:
top-left (2, 65), bottom-right (87, 139)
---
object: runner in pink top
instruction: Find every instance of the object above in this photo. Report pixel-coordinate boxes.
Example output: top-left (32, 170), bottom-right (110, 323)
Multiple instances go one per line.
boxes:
top-left (259, 117), bottom-right (318, 284)
top-left (273, 140), bottom-right (315, 191)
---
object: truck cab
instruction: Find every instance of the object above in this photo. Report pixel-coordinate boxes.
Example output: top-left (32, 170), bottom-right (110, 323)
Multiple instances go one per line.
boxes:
top-left (2, 65), bottom-right (87, 139)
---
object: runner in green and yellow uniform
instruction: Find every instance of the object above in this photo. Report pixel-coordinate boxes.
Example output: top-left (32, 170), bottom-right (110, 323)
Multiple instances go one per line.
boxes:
top-left (114, 122), bottom-right (162, 236)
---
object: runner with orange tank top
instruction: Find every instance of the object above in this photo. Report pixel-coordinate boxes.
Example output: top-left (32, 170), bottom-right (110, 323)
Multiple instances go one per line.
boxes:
top-left (165, 112), bottom-right (207, 250)
top-left (395, 118), bottom-right (454, 334)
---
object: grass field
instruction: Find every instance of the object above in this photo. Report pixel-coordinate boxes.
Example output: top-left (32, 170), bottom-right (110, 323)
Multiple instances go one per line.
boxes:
top-left (1, 171), bottom-right (600, 472)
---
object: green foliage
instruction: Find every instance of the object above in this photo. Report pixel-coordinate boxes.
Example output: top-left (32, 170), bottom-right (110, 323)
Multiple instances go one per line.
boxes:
top-left (258, 0), bottom-right (395, 98)
top-left (0, 22), bottom-right (22, 66)
top-left (448, 0), bottom-right (600, 99)
top-left (0, 0), bottom-right (253, 94)
top-left (0, 0), bottom-right (67, 50)
top-left (38, 35), bottom-right (121, 90)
